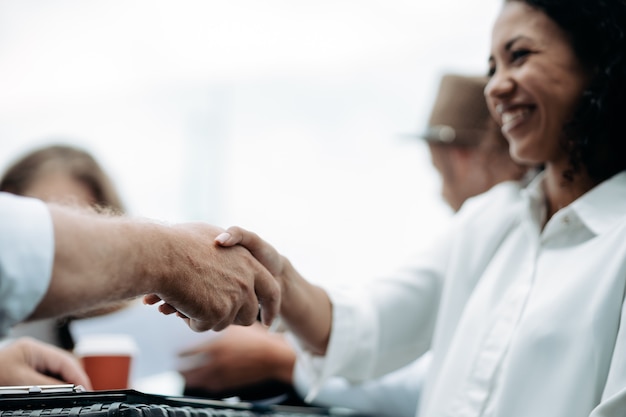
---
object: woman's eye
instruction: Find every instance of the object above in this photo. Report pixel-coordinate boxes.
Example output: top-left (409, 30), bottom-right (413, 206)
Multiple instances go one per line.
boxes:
top-left (511, 49), bottom-right (531, 62)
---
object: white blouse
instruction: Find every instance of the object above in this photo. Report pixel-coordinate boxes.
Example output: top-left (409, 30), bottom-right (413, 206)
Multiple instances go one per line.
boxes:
top-left (295, 171), bottom-right (626, 417)
top-left (293, 349), bottom-right (430, 417)
top-left (0, 192), bottom-right (54, 336)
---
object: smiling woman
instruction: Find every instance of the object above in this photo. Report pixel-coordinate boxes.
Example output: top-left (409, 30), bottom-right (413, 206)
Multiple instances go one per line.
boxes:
top-left (485, 2), bottom-right (591, 168)
top-left (204, 1), bottom-right (626, 416)
top-left (485, 0), bottom-right (626, 218)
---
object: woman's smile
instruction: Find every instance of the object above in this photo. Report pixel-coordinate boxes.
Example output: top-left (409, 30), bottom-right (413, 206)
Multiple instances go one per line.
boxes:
top-left (497, 104), bottom-right (535, 135)
top-left (485, 1), bottom-right (591, 166)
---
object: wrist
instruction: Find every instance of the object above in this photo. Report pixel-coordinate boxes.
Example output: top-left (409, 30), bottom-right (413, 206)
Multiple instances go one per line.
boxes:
top-left (278, 260), bottom-right (332, 355)
top-left (277, 257), bottom-right (304, 316)
top-left (134, 222), bottom-right (176, 296)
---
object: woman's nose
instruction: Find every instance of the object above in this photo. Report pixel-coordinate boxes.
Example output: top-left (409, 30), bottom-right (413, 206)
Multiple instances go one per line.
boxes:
top-left (484, 70), bottom-right (514, 100)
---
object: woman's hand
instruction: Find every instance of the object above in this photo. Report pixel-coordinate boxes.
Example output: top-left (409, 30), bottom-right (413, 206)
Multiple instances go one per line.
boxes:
top-left (214, 226), bottom-right (333, 355)
top-left (215, 227), bottom-right (288, 284)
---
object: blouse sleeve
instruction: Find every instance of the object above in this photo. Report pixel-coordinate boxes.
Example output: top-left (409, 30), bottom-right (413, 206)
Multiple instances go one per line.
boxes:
top-left (289, 181), bottom-right (524, 403)
top-left (290, 222), bottom-right (452, 401)
top-left (0, 192), bottom-right (54, 336)
top-left (292, 350), bottom-right (431, 417)
top-left (590, 288), bottom-right (626, 416)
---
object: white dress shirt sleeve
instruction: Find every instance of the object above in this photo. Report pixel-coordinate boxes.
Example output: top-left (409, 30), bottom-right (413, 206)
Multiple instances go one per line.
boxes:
top-left (591, 296), bottom-right (626, 416)
top-left (284, 175), bottom-right (626, 417)
top-left (292, 349), bottom-right (431, 417)
top-left (0, 193), bottom-right (54, 336)
top-left (290, 221), bottom-right (452, 402)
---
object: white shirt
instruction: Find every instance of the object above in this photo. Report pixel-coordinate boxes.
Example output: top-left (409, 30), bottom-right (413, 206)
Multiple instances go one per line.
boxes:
top-left (293, 350), bottom-right (430, 417)
top-left (0, 192), bottom-right (54, 336)
top-left (295, 171), bottom-right (626, 417)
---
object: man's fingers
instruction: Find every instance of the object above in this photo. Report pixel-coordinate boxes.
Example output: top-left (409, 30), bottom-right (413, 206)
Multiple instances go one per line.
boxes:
top-left (22, 370), bottom-right (66, 386)
top-left (16, 339), bottom-right (93, 389)
top-left (233, 299), bottom-right (260, 327)
top-left (45, 355), bottom-right (93, 389)
top-left (155, 224), bottom-right (281, 332)
top-left (225, 225), bottom-right (281, 324)
top-left (143, 294), bottom-right (162, 305)
top-left (260, 304), bottom-right (277, 327)
top-left (189, 318), bottom-right (215, 332)
top-left (255, 270), bottom-right (281, 327)
top-left (158, 303), bottom-right (179, 315)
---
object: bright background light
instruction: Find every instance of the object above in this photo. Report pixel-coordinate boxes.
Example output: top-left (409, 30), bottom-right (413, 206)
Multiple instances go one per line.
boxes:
top-left (0, 0), bottom-right (502, 285)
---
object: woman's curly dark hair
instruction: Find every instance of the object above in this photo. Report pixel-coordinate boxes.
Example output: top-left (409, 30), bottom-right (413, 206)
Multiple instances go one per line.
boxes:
top-left (509, 0), bottom-right (626, 182)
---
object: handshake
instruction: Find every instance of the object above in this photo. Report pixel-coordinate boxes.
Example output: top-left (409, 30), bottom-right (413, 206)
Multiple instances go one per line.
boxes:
top-left (143, 225), bottom-right (286, 331)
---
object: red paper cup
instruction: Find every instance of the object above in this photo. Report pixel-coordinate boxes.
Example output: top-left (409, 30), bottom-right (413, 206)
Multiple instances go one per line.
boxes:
top-left (75, 334), bottom-right (138, 390)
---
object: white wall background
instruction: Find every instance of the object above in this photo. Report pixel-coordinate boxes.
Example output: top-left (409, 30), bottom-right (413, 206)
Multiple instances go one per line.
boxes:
top-left (0, 0), bottom-right (502, 285)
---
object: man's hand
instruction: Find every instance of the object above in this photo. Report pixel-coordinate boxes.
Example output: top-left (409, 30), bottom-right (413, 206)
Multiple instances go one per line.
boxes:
top-left (143, 223), bottom-right (280, 332)
top-left (0, 337), bottom-right (92, 388)
top-left (40, 204), bottom-right (280, 335)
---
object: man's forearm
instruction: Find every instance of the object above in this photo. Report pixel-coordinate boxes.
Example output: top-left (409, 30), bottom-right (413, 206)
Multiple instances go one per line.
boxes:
top-left (29, 202), bottom-right (280, 332)
top-left (31, 204), bottom-right (162, 319)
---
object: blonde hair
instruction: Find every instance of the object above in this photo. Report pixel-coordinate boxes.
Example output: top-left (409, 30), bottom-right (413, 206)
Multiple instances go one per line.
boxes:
top-left (0, 144), bottom-right (125, 214)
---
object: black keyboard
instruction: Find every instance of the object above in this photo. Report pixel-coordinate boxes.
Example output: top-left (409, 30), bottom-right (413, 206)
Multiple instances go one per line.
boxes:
top-left (0, 387), bottom-right (370, 417)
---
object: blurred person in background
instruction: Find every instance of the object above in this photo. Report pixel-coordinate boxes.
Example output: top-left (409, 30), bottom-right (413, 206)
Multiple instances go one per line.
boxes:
top-left (1, 144), bottom-right (128, 350)
top-left (420, 74), bottom-right (529, 212)
top-left (0, 144), bottom-right (125, 215)
top-left (177, 74), bottom-right (531, 417)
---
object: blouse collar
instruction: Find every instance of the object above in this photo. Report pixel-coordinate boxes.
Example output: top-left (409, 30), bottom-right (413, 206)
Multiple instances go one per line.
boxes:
top-left (524, 170), bottom-right (626, 236)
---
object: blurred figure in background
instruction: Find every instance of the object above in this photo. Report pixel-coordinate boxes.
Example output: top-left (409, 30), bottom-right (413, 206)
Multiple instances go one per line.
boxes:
top-left (0, 144), bottom-right (125, 214)
top-left (0, 144), bottom-right (127, 350)
top-left (178, 74), bottom-right (532, 416)
top-left (421, 74), bottom-right (528, 212)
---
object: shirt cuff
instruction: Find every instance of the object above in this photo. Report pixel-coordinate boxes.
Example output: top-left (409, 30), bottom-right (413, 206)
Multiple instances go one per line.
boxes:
top-left (0, 193), bottom-right (54, 335)
top-left (288, 285), bottom-right (379, 402)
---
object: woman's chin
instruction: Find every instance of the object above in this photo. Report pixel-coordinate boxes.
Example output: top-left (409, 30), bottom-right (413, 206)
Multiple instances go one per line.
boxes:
top-left (509, 148), bottom-right (543, 166)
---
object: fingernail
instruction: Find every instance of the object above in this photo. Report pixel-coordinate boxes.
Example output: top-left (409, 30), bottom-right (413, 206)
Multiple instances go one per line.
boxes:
top-left (261, 310), bottom-right (275, 328)
top-left (215, 232), bottom-right (231, 244)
